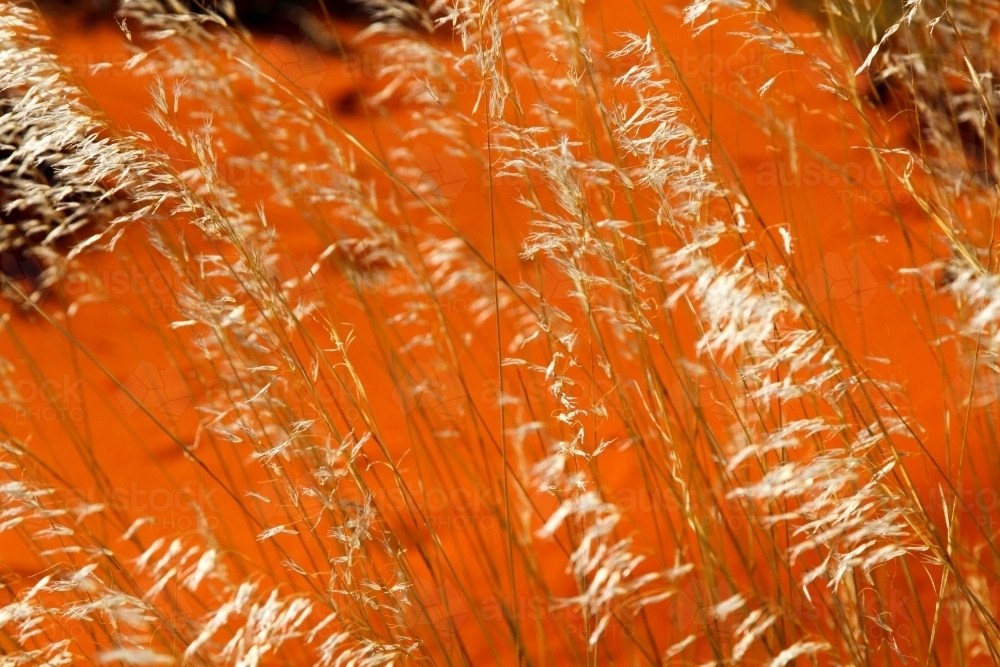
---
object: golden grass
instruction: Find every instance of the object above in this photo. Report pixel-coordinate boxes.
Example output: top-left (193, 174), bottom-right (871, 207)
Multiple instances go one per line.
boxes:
top-left (0, 0), bottom-right (999, 664)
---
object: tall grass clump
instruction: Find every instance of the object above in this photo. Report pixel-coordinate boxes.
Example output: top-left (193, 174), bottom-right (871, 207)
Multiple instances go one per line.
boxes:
top-left (0, 0), bottom-right (999, 663)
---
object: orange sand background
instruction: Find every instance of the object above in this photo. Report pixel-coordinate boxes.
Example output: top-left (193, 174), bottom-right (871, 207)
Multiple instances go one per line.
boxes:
top-left (1, 3), bottom-right (991, 663)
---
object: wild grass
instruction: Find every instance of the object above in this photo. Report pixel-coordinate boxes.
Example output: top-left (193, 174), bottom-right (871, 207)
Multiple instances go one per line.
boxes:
top-left (0, 0), bottom-right (998, 664)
